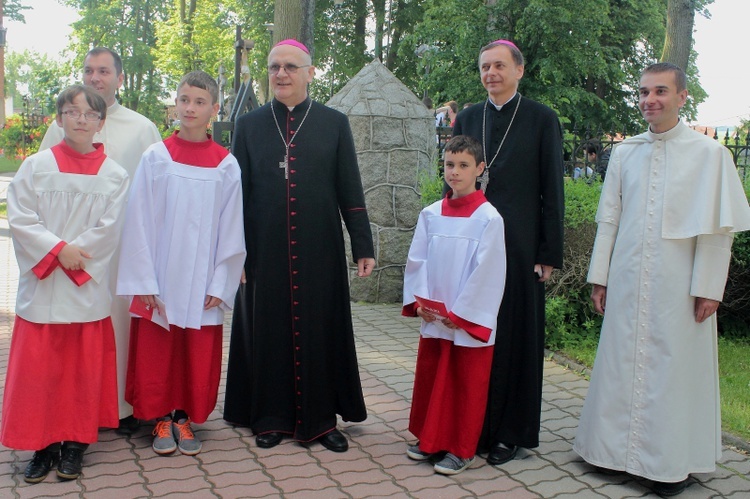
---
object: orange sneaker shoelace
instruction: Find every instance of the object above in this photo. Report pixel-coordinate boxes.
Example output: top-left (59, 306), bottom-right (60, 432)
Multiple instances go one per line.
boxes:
top-left (173, 419), bottom-right (195, 440)
top-left (153, 420), bottom-right (172, 438)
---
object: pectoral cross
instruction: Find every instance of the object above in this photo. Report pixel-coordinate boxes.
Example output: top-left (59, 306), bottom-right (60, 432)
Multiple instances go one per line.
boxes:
top-left (478, 169), bottom-right (489, 193)
top-left (279, 155), bottom-right (289, 179)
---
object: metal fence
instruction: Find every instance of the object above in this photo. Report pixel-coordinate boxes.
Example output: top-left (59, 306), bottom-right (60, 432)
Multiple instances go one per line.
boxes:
top-left (437, 125), bottom-right (750, 181)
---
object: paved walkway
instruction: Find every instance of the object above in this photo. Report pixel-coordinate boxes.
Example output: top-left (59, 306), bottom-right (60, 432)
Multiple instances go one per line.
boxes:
top-left (0, 213), bottom-right (747, 498)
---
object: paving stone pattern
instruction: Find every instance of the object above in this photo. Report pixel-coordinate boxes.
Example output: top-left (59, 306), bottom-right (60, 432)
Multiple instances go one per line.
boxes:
top-left (0, 214), bottom-right (747, 497)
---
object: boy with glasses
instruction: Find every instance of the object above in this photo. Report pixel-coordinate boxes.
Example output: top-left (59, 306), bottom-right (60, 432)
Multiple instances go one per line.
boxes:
top-left (1, 85), bottom-right (129, 483)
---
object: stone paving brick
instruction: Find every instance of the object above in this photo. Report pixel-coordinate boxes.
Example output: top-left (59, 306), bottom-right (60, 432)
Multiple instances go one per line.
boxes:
top-left (208, 469), bottom-right (270, 488)
top-left (148, 476), bottom-right (215, 496)
top-left (342, 481), bottom-right (412, 497)
top-left (84, 483), bottom-right (151, 498)
top-left (698, 473), bottom-right (750, 496)
top-left (321, 456), bottom-right (380, 475)
top-left (210, 483), bottom-right (282, 498)
top-left (283, 487), bottom-right (351, 498)
top-left (527, 475), bottom-right (591, 497)
top-left (460, 474), bottom-right (528, 495)
top-left (268, 474), bottom-right (339, 493)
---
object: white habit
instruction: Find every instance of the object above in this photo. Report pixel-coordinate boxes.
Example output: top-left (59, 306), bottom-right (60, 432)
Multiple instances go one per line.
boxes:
top-left (574, 121), bottom-right (750, 482)
top-left (116, 140), bottom-right (246, 329)
top-left (40, 101), bottom-right (161, 417)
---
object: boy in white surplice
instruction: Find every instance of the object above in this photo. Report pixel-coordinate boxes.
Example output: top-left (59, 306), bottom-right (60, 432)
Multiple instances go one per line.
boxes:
top-left (117, 71), bottom-right (245, 457)
top-left (1, 85), bottom-right (129, 483)
top-left (402, 135), bottom-right (507, 475)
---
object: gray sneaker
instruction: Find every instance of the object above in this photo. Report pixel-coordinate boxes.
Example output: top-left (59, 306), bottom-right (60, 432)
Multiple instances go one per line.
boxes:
top-left (406, 444), bottom-right (433, 461)
top-left (434, 453), bottom-right (475, 475)
top-left (152, 417), bottom-right (177, 455)
top-left (173, 418), bottom-right (202, 455)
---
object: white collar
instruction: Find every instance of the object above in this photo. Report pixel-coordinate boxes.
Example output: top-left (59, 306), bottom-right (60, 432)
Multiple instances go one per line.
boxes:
top-left (488, 92), bottom-right (518, 111)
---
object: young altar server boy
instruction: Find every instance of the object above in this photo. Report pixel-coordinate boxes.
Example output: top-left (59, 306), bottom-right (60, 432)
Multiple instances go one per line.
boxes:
top-left (116, 70), bottom-right (245, 456)
top-left (1, 85), bottom-right (129, 483)
top-left (402, 135), bottom-right (507, 475)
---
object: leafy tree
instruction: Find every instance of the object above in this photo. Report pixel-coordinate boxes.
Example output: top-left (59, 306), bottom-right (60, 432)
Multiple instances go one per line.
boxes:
top-left (62, 0), bottom-right (170, 124)
top-left (399, 0), bottom-right (710, 134)
top-left (4, 0), bottom-right (31, 23)
top-left (4, 50), bottom-right (69, 114)
top-left (155, 0), bottom-right (240, 91)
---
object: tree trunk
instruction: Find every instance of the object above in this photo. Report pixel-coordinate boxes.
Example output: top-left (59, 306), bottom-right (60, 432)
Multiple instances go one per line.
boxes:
top-left (274, 0), bottom-right (314, 49)
top-left (660, 0), bottom-right (694, 71)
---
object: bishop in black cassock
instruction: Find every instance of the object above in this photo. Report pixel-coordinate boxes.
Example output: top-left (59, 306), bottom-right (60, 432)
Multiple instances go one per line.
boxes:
top-left (224, 39), bottom-right (375, 452)
top-left (452, 40), bottom-right (564, 463)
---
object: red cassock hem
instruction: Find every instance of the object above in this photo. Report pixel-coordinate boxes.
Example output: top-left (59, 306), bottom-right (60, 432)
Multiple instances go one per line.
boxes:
top-left (408, 337), bottom-right (494, 458)
top-left (0, 316), bottom-right (119, 450)
top-left (125, 319), bottom-right (222, 424)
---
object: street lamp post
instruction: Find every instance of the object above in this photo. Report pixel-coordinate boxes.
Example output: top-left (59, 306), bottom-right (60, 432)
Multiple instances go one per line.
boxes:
top-left (415, 44), bottom-right (437, 102)
top-left (264, 23), bottom-right (275, 102)
top-left (330, 0), bottom-right (344, 100)
top-left (217, 64), bottom-right (227, 121)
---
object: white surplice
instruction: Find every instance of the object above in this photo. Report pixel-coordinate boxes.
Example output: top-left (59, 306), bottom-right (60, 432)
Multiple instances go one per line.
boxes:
top-left (574, 121), bottom-right (750, 482)
top-left (116, 141), bottom-right (245, 329)
top-left (403, 196), bottom-right (507, 347)
top-left (8, 149), bottom-right (129, 323)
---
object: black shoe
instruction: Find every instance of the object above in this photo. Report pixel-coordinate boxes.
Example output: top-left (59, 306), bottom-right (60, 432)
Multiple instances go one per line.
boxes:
top-left (256, 432), bottom-right (283, 449)
top-left (486, 442), bottom-right (518, 465)
top-left (652, 478), bottom-right (689, 497)
top-left (56, 442), bottom-right (87, 480)
top-left (318, 429), bottom-right (348, 452)
top-left (24, 446), bottom-right (59, 484)
top-left (115, 415), bottom-right (140, 435)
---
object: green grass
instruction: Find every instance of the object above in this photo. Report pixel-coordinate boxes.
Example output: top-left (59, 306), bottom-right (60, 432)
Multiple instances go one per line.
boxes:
top-left (0, 156), bottom-right (22, 173)
top-left (558, 336), bottom-right (750, 442)
top-left (719, 337), bottom-right (750, 442)
top-left (0, 202), bottom-right (5, 218)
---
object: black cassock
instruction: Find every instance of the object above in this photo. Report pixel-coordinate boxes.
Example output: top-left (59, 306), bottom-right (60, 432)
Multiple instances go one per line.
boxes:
top-left (224, 97), bottom-right (374, 441)
top-left (453, 94), bottom-right (564, 449)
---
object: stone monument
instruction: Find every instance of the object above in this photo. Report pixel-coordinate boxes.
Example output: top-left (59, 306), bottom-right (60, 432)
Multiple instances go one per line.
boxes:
top-left (328, 59), bottom-right (435, 302)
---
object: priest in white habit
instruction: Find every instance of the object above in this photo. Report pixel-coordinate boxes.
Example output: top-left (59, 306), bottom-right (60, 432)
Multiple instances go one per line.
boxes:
top-left (574, 63), bottom-right (750, 497)
top-left (224, 39), bottom-right (376, 453)
top-left (40, 47), bottom-right (162, 433)
top-left (451, 39), bottom-right (565, 466)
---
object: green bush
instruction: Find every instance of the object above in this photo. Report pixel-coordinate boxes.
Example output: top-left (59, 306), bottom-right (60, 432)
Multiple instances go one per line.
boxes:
top-left (0, 114), bottom-right (49, 160)
top-left (549, 179), bottom-right (750, 346)
top-left (418, 160), bottom-right (445, 207)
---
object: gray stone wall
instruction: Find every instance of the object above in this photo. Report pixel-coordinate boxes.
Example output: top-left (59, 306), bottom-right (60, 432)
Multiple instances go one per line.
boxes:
top-left (328, 60), bottom-right (435, 303)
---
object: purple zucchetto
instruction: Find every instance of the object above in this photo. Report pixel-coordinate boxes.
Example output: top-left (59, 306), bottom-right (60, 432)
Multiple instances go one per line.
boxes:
top-left (273, 39), bottom-right (310, 55)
